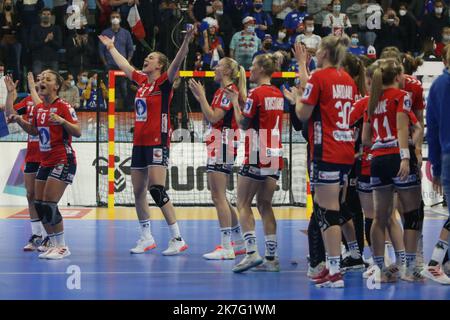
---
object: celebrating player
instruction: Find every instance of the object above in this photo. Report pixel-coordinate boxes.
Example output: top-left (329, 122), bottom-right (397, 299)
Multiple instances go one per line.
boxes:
top-left (98, 25), bottom-right (195, 255)
top-left (188, 58), bottom-right (247, 260)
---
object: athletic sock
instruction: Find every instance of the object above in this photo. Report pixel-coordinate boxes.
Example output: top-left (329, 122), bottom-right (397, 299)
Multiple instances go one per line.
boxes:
top-left (54, 231), bottom-right (66, 247)
top-left (264, 234), bottom-right (277, 261)
top-left (30, 219), bottom-right (42, 236)
top-left (429, 240), bottom-right (449, 266)
top-left (347, 240), bottom-right (361, 259)
top-left (243, 231), bottom-right (257, 255)
top-left (328, 256), bottom-right (341, 275)
top-left (220, 227), bottom-right (232, 249)
top-left (139, 219), bottom-right (153, 240)
top-left (41, 223), bottom-right (48, 238)
top-left (48, 233), bottom-right (56, 246)
top-left (406, 253), bottom-right (417, 273)
top-left (231, 224), bottom-right (243, 243)
top-left (373, 256), bottom-right (385, 269)
top-left (168, 222), bottom-right (181, 240)
top-left (395, 250), bottom-right (406, 267)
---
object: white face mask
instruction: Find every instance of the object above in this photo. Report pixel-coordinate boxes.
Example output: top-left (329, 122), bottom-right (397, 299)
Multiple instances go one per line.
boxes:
top-left (399, 10), bottom-right (407, 16)
top-left (444, 34), bottom-right (450, 42)
top-left (278, 32), bottom-right (286, 39)
top-left (333, 5), bottom-right (341, 13)
top-left (247, 25), bottom-right (255, 33)
top-left (216, 10), bottom-right (223, 15)
top-left (436, 7), bottom-right (443, 14)
top-left (111, 17), bottom-right (120, 25)
top-left (306, 26), bottom-right (314, 33)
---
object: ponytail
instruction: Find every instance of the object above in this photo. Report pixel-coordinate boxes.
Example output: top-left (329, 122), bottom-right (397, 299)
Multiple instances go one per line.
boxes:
top-left (367, 68), bottom-right (383, 118)
top-left (319, 35), bottom-right (350, 67)
top-left (356, 58), bottom-right (367, 97)
top-left (237, 65), bottom-right (247, 101)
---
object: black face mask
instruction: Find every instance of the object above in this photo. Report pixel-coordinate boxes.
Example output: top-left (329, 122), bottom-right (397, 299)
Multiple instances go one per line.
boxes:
top-left (76, 28), bottom-right (86, 35)
top-left (299, 5), bottom-right (307, 12)
top-left (4, 5), bottom-right (12, 11)
top-left (263, 43), bottom-right (272, 50)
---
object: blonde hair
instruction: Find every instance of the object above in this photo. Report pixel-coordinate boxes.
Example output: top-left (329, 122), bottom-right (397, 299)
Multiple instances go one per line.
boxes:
top-left (221, 57), bottom-right (247, 99)
top-left (319, 35), bottom-right (350, 67)
top-left (367, 59), bottom-right (403, 118)
top-left (254, 53), bottom-right (279, 76)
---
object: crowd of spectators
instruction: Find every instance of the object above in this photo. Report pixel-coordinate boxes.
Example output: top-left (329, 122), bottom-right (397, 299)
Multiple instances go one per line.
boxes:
top-left (1, 0), bottom-right (450, 111)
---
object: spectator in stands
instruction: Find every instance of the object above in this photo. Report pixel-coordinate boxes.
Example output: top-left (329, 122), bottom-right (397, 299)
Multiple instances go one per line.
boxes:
top-left (59, 72), bottom-right (81, 109)
top-left (253, 34), bottom-right (273, 59)
top-left (374, 8), bottom-right (404, 54)
top-left (272, 26), bottom-right (291, 52)
top-left (408, 0), bottom-right (428, 22)
top-left (307, 0), bottom-right (331, 36)
top-left (248, 0), bottom-right (273, 40)
top-left (419, 37), bottom-right (440, 60)
top-left (436, 27), bottom-right (450, 57)
top-left (398, 2), bottom-right (419, 54)
top-left (283, 0), bottom-right (308, 35)
top-left (211, 0), bottom-right (233, 56)
top-left (421, 0), bottom-right (449, 43)
top-left (295, 16), bottom-right (321, 54)
top-left (96, 0), bottom-right (113, 31)
top-left (322, 0), bottom-right (352, 36)
top-left (0, 0), bottom-right (22, 85)
top-left (224, 0), bottom-right (249, 31)
top-left (348, 32), bottom-right (367, 55)
top-left (288, 21), bottom-right (305, 46)
top-left (65, 27), bottom-right (95, 80)
top-left (76, 70), bottom-right (89, 108)
top-left (199, 18), bottom-right (225, 70)
top-left (229, 16), bottom-right (261, 70)
top-left (108, 0), bottom-right (138, 23)
top-left (53, 0), bottom-right (68, 30)
top-left (190, 0), bottom-right (214, 23)
top-left (29, 8), bottom-right (62, 75)
top-left (82, 72), bottom-right (108, 110)
top-left (98, 11), bottom-right (133, 110)
top-left (272, 0), bottom-right (295, 30)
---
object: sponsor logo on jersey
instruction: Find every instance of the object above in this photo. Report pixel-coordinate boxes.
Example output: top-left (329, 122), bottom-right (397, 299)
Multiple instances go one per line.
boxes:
top-left (38, 127), bottom-right (51, 152)
top-left (29, 135), bottom-right (40, 142)
top-left (318, 170), bottom-right (340, 181)
top-left (50, 108), bottom-right (58, 113)
top-left (153, 148), bottom-right (163, 163)
top-left (161, 113), bottom-right (168, 133)
top-left (69, 107), bottom-right (78, 121)
top-left (302, 83), bottom-right (313, 100)
top-left (135, 98), bottom-right (147, 122)
top-left (333, 130), bottom-right (353, 142)
top-left (264, 97), bottom-right (284, 111)
top-left (403, 97), bottom-right (412, 111)
top-left (221, 95), bottom-right (231, 108)
top-left (243, 98), bottom-right (253, 114)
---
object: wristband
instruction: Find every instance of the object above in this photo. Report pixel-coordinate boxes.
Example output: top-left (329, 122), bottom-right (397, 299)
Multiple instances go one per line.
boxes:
top-left (400, 148), bottom-right (410, 160)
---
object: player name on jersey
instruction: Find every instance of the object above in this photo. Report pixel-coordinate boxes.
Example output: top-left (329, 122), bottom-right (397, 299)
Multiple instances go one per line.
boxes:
top-left (332, 85), bottom-right (354, 100)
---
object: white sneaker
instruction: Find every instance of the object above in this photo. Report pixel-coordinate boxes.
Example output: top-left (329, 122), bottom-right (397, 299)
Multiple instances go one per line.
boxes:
top-left (38, 247), bottom-right (56, 259)
top-left (252, 258), bottom-right (280, 272)
top-left (162, 238), bottom-right (188, 256)
top-left (402, 267), bottom-right (426, 282)
top-left (38, 236), bottom-right (51, 252)
top-left (307, 261), bottom-right (326, 279)
top-left (46, 246), bottom-right (71, 260)
top-left (130, 237), bottom-right (157, 254)
top-left (232, 252), bottom-right (263, 273)
top-left (232, 240), bottom-right (246, 256)
top-left (203, 246), bottom-right (235, 260)
top-left (23, 234), bottom-right (42, 252)
top-left (421, 266), bottom-right (450, 285)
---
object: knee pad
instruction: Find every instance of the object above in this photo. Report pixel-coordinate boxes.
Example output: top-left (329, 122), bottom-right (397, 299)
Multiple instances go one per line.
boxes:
top-left (149, 185), bottom-right (170, 208)
top-left (339, 202), bottom-right (354, 225)
top-left (41, 202), bottom-right (62, 226)
top-left (444, 218), bottom-right (450, 232)
top-left (34, 200), bottom-right (45, 222)
top-left (403, 208), bottom-right (424, 231)
top-left (315, 204), bottom-right (341, 232)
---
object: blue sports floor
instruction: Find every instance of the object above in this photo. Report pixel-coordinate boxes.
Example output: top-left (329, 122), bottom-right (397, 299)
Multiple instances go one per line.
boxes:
top-left (0, 213), bottom-right (450, 300)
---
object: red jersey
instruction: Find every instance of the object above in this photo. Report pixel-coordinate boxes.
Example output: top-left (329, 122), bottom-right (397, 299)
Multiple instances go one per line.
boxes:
top-left (350, 96), bottom-right (371, 176)
top-left (241, 85), bottom-right (284, 170)
top-left (364, 88), bottom-right (412, 158)
top-left (206, 84), bottom-right (239, 161)
top-left (14, 96), bottom-right (40, 163)
top-left (403, 74), bottom-right (425, 113)
top-left (132, 71), bottom-right (173, 147)
top-left (301, 67), bottom-right (357, 165)
top-left (33, 98), bottom-right (78, 167)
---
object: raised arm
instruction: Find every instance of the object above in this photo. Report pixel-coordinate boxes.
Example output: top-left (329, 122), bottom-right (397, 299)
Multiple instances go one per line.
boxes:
top-left (167, 25), bottom-right (196, 83)
top-left (4, 75), bottom-right (18, 116)
top-left (188, 79), bottom-right (225, 124)
top-left (98, 34), bottom-right (135, 80)
top-left (27, 72), bottom-right (42, 105)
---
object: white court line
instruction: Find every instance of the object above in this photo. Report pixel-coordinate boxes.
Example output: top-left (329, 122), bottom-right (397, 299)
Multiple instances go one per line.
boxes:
top-left (0, 270), bottom-right (308, 276)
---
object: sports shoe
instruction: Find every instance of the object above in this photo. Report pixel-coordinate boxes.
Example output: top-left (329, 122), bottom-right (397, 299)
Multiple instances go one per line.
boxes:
top-left (46, 246), bottom-right (71, 260)
top-left (420, 266), bottom-right (450, 285)
top-left (340, 256), bottom-right (365, 271)
top-left (315, 272), bottom-right (344, 288)
top-left (162, 238), bottom-right (188, 256)
top-left (38, 236), bottom-right (51, 252)
top-left (232, 240), bottom-right (246, 256)
top-left (203, 246), bottom-right (235, 260)
top-left (307, 261), bottom-right (326, 279)
top-left (252, 258), bottom-right (280, 272)
top-left (382, 264), bottom-right (401, 282)
top-left (232, 252), bottom-right (263, 273)
top-left (23, 234), bottom-right (42, 252)
top-left (130, 237), bottom-right (157, 254)
top-left (311, 267), bottom-right (329, 282)
top-left (38, 248), bottom-right (56, 259)
top-left (402, 267), bottom-right (426, 282)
